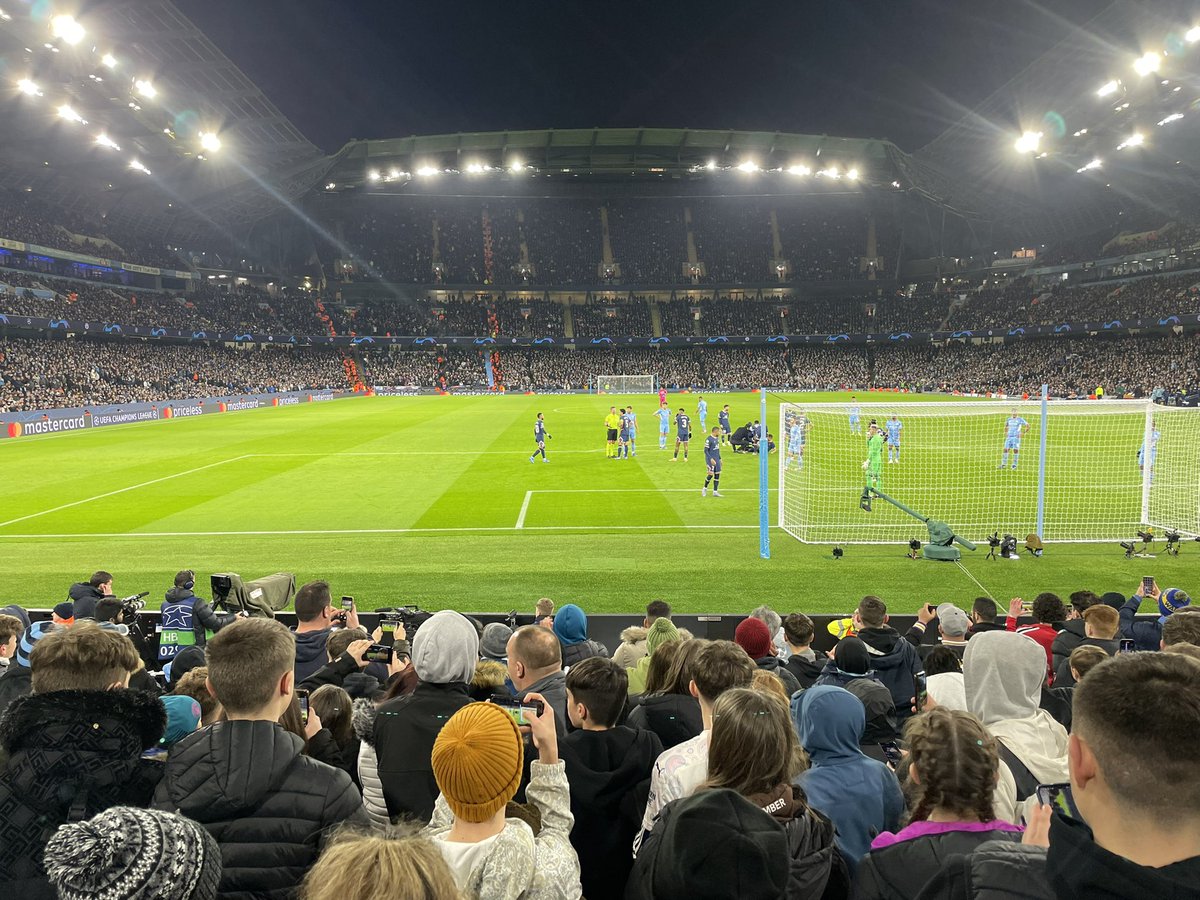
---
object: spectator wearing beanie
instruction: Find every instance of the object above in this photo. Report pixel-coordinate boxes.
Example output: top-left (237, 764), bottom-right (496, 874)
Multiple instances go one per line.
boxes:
top-left (552, 604), bottom-right (608, 668)
top-left (1053, 605), bottom-right (1119, 688)
top-left (480, 622), bottom-right (514, 663)
top-left (0, 620), bottom-right (58, 718)
top-left (626, 616), bottom-right (682, 695)
top-left (473, 623), bottom-right (514, 701)
top-left (143, 695), bottom-right (202, 761)
top-left (1121, 581), bottom-right (1191, 651)
top-left (613, 600), bottom-right (674, 669)
top-left (45, 807), bottom-right (222, 900)
top-left (813, 637), bottom-right (900, 751)
top-left (735, 616), bottom-right (801, 696)
top-left (627, 788), bottom-right (790, 900)
top-left (423, 698), bottom-right (581, 899)
top-left (0, 622), bottom-right (165, 894)
top-left (51, 601), bottom-right (75, 626)
top-left (374, 610), bottom-right (478, 823)
top-left (794, 685), bottom-right (904, 873)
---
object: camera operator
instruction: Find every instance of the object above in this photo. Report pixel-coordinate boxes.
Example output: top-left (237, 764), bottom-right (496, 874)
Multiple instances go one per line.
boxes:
top-left (158, 570), bottom-right (240, 664)
top-left (68, 570), bottom-right (113, 620)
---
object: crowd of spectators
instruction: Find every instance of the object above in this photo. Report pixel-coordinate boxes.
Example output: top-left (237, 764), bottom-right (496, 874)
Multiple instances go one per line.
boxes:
top-left (691, 199), bottom-right (773, 283)
top-left (0, 579), bottom-right (1196, 899)
top-left (0, 337), bottom-right (349, 411)
top-left (569, 300), bottom-right (654, 338)
top-left (607, 201), bottom-right (688, 284)
top-left (776, 198), bottom-right (870, 281)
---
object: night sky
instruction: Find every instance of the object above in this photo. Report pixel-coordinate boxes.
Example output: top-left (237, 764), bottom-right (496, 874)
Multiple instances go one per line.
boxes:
top-left (177, 0), bottom-right (1103, 155)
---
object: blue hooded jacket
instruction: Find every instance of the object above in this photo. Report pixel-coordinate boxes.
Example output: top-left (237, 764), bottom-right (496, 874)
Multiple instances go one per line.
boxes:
top-left (793, 685), bottom-right (904, 872)
top-left (552, 604), bottom-right (607, 668)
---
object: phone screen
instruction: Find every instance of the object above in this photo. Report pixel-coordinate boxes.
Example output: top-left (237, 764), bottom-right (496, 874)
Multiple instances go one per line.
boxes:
top-left (490, 697), bottom-right (544, 726)
top-left (379, 618), bottom-right (397, 646)
top-left (1119, 638), bottom-right (1136, 654)
top-left (914, 673), bottom-right (928, 710)
top-left (296, 689), bottom-right (309, 726)
top-left (1142, 577), bottom-right (1155, 595)
top-left (1036, 782), bottom-right (1073, 815)
top-left (341, 596), bottom-right (354, 611)
top-left (364, 643), bottom-right (393, 664)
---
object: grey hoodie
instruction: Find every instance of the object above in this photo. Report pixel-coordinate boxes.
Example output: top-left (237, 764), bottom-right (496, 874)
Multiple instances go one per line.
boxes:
top-left (412, 610), bottom-right (479, 684)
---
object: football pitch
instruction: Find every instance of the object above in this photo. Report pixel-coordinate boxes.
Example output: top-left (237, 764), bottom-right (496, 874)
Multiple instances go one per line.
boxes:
top-left (0, 392), bottom-right (1195, 615)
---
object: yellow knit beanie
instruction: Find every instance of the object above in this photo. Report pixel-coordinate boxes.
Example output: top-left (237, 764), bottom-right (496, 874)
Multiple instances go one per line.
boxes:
top-left (431, 703), bottom-right (524, 823)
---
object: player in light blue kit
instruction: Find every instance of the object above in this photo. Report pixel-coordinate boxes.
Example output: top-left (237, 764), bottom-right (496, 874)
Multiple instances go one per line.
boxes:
top-left (848, 397), bottom-right (861, 434)
top-left (654, 401), bottom-right (671, 450)
top-left (999, 409), bottom-right (1030, 470)
top-left (697, 395), bottom-right (708, 431)
top-left (886, 415), bottom-right (903, 463)
top-left (624, 405), bottom-right (638, 457)
top-left (785, 412), bottom-right (808, 470)
top-left (1138, 419), bottom-right (1160, 481)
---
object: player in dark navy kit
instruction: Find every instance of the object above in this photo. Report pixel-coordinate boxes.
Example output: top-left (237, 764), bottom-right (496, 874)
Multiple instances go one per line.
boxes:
top-left (702, 426), bottom-right (723, 496)
top-left (718, 404), bottom-right (732, 445)
top-left (529, 412), bottom-right (550, 463)
top-left (671, 408), bottom-right (692, 462)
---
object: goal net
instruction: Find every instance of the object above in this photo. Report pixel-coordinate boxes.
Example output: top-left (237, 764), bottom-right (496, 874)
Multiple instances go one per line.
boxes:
top-left (778, 399), bottom-right (1200, 544)
top-left (592, 374), bottom-right (657, 393)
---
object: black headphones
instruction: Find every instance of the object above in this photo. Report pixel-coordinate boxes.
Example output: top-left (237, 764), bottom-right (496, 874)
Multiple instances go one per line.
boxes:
top-left (181, 570), bottom-right (195, 591)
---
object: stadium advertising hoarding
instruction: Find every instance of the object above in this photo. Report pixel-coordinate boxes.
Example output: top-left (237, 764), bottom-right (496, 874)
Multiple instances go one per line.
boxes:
top-left (0, 389), bottom-right (350, 440)
top-left (0, 236), bottom-right (195, 280)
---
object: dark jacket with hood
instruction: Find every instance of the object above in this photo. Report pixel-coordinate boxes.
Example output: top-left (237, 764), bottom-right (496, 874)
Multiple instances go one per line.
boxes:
top-left (1050, 618), bottom-right (1087, 672)
top-left (1119, 594), bottom-right (1166, 652)
top-left (0, 662), bottom-right (32, 720)
top-left (757, 653), bottom-right (804, 696)
top-left (160, 586), bottom-right (237, 658)
top-left (916, 813), bottom-right (1200, 900)
top-left (855, 626), bottom-right (924, 719)
top-left (1052, 636), bottom-right (1117, 688)
top-left (854, 825), bottom-right (1021, 900)
top-left (292, 626), bottom-right (333, 685)
top-left (786, 651), bottom-right (825, 690)
top-left (0, 689), bottom-right (166, 897)
top-left (794, 686), bottom-right (904, 874)
top-left (154, 719), bottom-right (365, 899)
top-left (553, 604), bottom-right (608, 669)
top-left (68, 581), bottom-right (105, 620)
top-left (626, 692), bottom-right (703, 750)
top-left (814, 657), bottom-right (900, 747)
top-left (749, 783), bottom-right (850, 900)
top-left (561, 725), bottom-right (663, 899)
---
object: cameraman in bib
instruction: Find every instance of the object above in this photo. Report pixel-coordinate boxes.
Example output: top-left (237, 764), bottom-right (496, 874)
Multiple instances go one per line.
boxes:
top-left (158, 570), bottom-right (240, 666)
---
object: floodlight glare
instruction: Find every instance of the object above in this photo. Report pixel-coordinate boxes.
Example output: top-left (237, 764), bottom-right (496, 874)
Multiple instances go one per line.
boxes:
top-left (134, 79), bottom-right (156, 99)
top-left (1188, 26), bottom-right (1200, 43)
top-left (1158, 113), bottom-right (1184, 126)
top-left (56, 104), bottom-right (86, 124)
top-left (736, 160), bottom-right (758, 173)
top-left (389, 167), bottom-right (401, 179)
top-left (1096, 80), bottom-right (1120, 97)
top-left (466, 162), bottom-right (484, 174)
top-left (367, 169), bottom-right (381, 182)
top-left (1076, 158), bottom-right (1102, 173)
top-left (509, 159), bottom-right (524, 173)
top-left (846, 167), bottom-right (859, 181)
top-left (101, 53), bottom-right (117, 68)
top-left (16, 78), bottom-right (41, 96)
top-left (0, 8), bottom-right (11, 21)
top-left (50, 15), bottom-right (85, 45)
top-left (787, 164), bottom-right (811, 176)
top-left (1133, 52), bottom-right (1161, 76)
top-left (1117, 132), bottom-right (1144, 150)
top-left (705, 159), bottom-right (717, 170)
top-left (128, 159), bottom-right (151, 175)
top-left (416, 166), bottom-right (440, 177)
top-left (1014, 131), bottom-right (1042, 154)
top-left (94, 133), bottom-right (120, 151)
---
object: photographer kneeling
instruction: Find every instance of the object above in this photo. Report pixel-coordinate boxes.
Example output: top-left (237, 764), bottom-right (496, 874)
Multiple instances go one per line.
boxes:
top-left (158, 570), bottom-right (239, 665)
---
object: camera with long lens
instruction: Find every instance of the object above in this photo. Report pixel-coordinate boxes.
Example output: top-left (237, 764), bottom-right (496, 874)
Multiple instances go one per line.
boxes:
top-left (120, 591), bottom-right (149, 618)
top-left (376, 604), bottom-right (430, 638)
top-left (1000, 534), bottom-right (1018, 558)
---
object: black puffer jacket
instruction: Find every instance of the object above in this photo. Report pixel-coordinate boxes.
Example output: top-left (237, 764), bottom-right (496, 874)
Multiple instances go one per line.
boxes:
top-left (1050, 619), bottom-right (1087, 673)
top-left (0, 663), bottom-right (32, 720)
top-left (374, 681), bottom-right (474, 822)
top-left (68, 581), bottom-right (106, 620)
top-left (154, 719), bottom-right (366, 899)
top-left (626, 692), bottom-right (703, 749)
top-left (913, 839), bottom-right (1052, 900)
top-left (0, 689), bottom-right (166, 897)
top-left (853, 827), bottom-right (1022, 900)
top-left (562, 638), bottom-right (608, 668)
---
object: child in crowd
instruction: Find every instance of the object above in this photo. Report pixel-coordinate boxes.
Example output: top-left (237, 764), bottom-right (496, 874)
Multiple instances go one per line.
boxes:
top-left (301, 829), bottom-right (462, 900)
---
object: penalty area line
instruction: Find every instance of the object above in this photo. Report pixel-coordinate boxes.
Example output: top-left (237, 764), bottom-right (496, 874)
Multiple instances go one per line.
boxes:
top-left (515, 491), bottom-right (533, 529)
top-left (0, 524), bottom-right (769, 538)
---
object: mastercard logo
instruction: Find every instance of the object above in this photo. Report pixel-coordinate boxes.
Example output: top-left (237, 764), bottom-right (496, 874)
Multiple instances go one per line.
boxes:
top-left (161, 407), bottom-right (174, 419)
top-left (272, 397), bottom-right (279, 407)
top-left (6, 422), bottom-right (22, 438)
top-left (218, 402), bottom-right (227, 413)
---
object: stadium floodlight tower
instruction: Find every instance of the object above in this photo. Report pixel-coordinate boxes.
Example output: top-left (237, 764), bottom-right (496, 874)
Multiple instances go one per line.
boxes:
top-left (863, 488), bottom-right (977, 561)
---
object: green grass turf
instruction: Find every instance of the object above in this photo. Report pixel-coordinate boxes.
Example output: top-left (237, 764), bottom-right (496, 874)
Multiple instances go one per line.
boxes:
top-left (0, 392), bottom-right (1195, 615)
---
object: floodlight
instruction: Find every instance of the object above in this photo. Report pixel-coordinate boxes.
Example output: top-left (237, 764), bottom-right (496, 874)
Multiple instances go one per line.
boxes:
top-left (388, 167), bottom-right (401, 179)
top-left (50, 15), bottom-right (85, 45)
top-left (1117, 132), bottom-right (1144, 150)
top-left (16, 78), bottom-right (40, 96)
top-left (0, 8), bottom-right (11, 21)
top-left (1013, 131), bottom-right (1042, 154)
top-left (1158, 113), bottom-right (1184, 126)
top-left (101, 53), bottom-right (117, 68)
top-left (128, 159), bottom-right (150, 174)
top-left (1188, 26), bottom-right (1200, 43)
top-left (846, 167), bottom-right (859, 181)
top-left (56, 104), bottom-right (86, 124)
top-left (367, 169), bottom-right (381, 182)
top-left (416, 166), bottom-right (439, 177)
top-left (787, 164), bottom-right (811, 176)
top-left (509, 159), bottom-right (524, 173)
top-left (736, 160), bottom-right (758, 173)
top-left (94, 133), bottom-right (120, 151)
top-left (134, 79), bottom-right (156, 99)
top-left (325, 182), bottom-right (336, 190)
top-left (199, 131), bottom-right (221, 152)
top-left (1096, 80), bottom-right (1120, 97)
top-left (1134, 52), bottom-right (1160, 76)
top-left (818, 165), bottom-right (840, 178)
top-left (466, 162), bottom-right (484, 174)
top-left (1076, 158), bottom-right (1102, 173)
top-left (705, 159), bottom-right (717, 170)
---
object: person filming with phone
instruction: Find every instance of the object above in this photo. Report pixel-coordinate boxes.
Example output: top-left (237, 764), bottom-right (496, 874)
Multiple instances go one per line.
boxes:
top-left (292, 581), bottom-right (361, 683)
top-left (1120, 578), bottom-right (1192, 652)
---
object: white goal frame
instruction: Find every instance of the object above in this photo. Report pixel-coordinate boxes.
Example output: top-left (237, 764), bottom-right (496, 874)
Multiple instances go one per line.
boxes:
top-left (591, 374), bottom-right (658, 393)
top-left (778, 398), bottom-right (1200, 545)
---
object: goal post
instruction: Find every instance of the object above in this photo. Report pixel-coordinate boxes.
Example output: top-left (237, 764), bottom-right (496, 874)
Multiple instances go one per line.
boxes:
top-left (778, 398), bottom-right (1200, 545)
top-left (591, 374), bottom-right (657, 393)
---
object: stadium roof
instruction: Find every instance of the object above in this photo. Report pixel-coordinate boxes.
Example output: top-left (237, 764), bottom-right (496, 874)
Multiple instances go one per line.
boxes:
top-left (0, 0), bottom-right (331, 242)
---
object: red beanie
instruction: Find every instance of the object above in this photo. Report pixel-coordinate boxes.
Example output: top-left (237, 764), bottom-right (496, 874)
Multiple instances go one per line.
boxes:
top-left (735, 617), bottom-right (772, 660)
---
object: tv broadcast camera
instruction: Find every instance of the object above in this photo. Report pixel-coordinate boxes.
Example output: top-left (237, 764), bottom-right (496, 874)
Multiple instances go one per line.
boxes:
top-left (860, 488), bottom-right (976, 561)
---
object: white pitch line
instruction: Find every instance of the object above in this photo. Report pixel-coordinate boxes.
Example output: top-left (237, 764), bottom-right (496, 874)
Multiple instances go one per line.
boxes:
top-left (0, 455), bottom-right (252, 529)
top-left (515, 491), bottom-right (533, 529)
top-left (0, 524), bottom-right (765, 538)
top-left (251, 450), bottom-right (604, 457)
